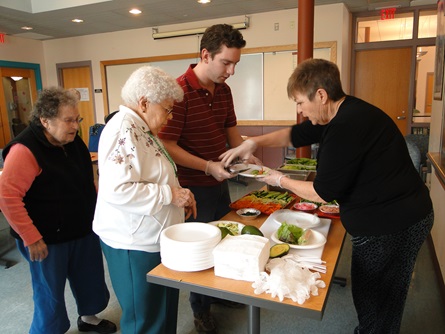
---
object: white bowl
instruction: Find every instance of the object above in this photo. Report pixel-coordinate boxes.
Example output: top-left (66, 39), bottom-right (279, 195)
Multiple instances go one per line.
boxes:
top-left (273, 209), bottom-right (321, 229)
top-left (236, 208), bottom-right (261, 221)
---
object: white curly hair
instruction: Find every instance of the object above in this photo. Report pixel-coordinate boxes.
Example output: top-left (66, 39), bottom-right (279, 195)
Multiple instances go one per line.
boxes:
top-left (121, 65), bottom-right (183, 107)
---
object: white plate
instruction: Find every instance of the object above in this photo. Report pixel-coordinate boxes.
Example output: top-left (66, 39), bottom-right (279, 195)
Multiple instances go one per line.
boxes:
top-left (228, 163), bottom-right (250, 174)
top-left (273, 209), bottom-right (321, 229)
top-left (238, 164), bottom-right (271, 178)
top-left (162, 257), bottom-right (214, 272)
top-left (161, 222), bottom-right (221, 246)
top-left (271, 229), bottom-right (327, 249)
top-left (209, 220), bottom-right (245, 235)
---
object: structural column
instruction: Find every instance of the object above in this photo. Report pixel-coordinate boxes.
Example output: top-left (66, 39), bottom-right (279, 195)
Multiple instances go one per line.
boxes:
top-left (296, 0), bottom-right (314, 158)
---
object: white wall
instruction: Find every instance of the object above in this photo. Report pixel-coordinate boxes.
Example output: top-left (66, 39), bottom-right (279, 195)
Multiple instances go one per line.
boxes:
top-left (429, 82), bottom-right (445, 282)
top-left (37, 4), bottom-right (350, 122)
top-left (0, 36), bottom-right (47, 84)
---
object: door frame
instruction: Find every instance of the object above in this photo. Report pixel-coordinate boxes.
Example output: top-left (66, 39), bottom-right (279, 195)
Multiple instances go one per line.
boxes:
top-left (0, 61), bottom-right (42, 147)
top-left (56, 61), bottom-right (96, 146)
top-left (0, 61), bottom-right (42, 90)
top-left (56, 60), bottom-right (96, 122)
top-left (351, 6), bottom-right (436, 135)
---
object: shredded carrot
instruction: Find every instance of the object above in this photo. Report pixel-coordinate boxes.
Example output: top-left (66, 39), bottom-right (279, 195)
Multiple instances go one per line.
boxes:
top-left (230, 192), bottom-right (297, 215)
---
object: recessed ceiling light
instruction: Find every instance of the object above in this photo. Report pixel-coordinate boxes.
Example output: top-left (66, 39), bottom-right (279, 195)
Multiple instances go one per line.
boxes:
top-left (129, 8), bottom-right (142, 15)
top-left (21, 26), bottom-right (33, 30)
top-left (72, 19), bottom-right (84, 23)
top-left (197, 0), bottom-right (211, 4)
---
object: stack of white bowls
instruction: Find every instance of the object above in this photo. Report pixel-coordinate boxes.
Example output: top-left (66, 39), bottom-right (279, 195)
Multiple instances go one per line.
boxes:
top-left (160, 222), bottom-right (221, 272)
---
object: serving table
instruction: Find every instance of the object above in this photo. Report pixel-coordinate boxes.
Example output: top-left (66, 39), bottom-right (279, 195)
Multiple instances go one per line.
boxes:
top-left (147, 205), bottom-right (346, 334)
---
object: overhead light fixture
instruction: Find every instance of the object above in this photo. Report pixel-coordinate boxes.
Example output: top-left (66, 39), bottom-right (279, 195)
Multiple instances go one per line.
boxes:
top-left (197, 0), bottom-right (211, 3)
top-left (416, 48), bottom-right (428, 60)
top-left (367, 0), bottom-right (410, 11)
top-left (21, 26), bottom-right (33, 31)
top-left (152, 17), bottom-right (249, 40)
top-left (129, 8), bottom-right (142, 15)
top-left (11, 76), bottom-right (23, 81)
top-left (72, 18), bottom-right (84, 23)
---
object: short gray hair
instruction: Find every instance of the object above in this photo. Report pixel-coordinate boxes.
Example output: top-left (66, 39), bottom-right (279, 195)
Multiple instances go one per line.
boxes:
top-left (121, 66), bottom-right (183, 107)
top-left (29, 87), bottom-right (78, 128)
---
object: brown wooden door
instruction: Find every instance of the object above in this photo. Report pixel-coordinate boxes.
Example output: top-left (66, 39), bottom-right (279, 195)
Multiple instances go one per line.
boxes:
top-left (354, 48), bottom-right (411, 136)
top-left (0, 67), bottom-right (38, 147)
top-left (425, 72), bottom-right (434, 114)
top-left (59, 65), bottom-right (95, 147)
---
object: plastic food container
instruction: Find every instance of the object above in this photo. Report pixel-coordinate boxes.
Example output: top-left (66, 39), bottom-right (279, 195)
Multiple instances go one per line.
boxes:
top-left (293, 202), bottom-right (318, 213)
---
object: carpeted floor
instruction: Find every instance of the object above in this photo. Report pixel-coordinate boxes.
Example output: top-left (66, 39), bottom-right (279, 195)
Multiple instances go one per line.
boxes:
top-left (1, 178), bottom-right (444, 333)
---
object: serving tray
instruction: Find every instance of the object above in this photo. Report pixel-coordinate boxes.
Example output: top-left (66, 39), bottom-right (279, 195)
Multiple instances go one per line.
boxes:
top-left (229, 190), bottom-right (297, 215)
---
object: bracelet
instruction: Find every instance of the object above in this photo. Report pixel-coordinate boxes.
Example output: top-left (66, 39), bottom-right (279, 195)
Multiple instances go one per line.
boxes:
top-left (205, 160), bottom-right (213, 176)
top-left (278, 174), bottom-right (288, 188)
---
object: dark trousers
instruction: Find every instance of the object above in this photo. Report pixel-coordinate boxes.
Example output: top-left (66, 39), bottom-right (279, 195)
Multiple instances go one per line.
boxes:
top-left (185, 181), bottom-right (231, 314)
top-left (18, 233), bottom-right (110, 334)
top-left (351, 210), bottom-right (434, 334)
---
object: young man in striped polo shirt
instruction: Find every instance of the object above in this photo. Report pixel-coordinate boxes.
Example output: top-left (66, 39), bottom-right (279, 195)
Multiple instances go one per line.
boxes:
top-left (159, 24), bottom-right (256, 333)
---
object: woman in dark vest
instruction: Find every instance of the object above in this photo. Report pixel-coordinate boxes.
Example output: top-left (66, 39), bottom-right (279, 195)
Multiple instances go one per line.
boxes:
top-left (0, 87), bottom-right (116, 334)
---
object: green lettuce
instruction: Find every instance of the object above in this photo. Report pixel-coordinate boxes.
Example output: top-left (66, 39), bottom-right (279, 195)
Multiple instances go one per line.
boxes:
top-left (277, 222), bottom-right (303, 244)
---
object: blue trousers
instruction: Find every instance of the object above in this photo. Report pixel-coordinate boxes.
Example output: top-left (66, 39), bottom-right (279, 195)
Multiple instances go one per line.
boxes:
top-left (18, 232), bottom-right (110, 334)
top-left (100, 241), bottom-right (179, 334)
top-left (185, 181), bottom-right (231, 314)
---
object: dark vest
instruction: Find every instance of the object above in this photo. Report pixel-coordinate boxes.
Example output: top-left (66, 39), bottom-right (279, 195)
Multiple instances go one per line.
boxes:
top-left (2, 123), bottom-right (97, 244)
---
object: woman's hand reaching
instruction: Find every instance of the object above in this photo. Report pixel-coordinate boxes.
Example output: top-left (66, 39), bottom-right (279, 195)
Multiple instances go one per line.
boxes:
top-left (171, 187), bottom-right (197, 219)
top-left (257, 169), bottom-right (288, 188)
top-left (219, 139), bottom-right (257, 166)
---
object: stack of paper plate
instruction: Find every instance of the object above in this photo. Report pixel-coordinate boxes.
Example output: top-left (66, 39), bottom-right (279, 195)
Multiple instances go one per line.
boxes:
top-left (160, 222), bottom-right (221, 272)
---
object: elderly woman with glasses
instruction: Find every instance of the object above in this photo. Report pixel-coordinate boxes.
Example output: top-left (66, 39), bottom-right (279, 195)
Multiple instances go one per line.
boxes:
top-left (0, 87), bottom-right (116, 334)
top-left (93, 65), bottom-right (197, 334)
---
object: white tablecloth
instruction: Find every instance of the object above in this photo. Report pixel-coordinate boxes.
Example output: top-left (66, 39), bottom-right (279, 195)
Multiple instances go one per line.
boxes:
top-left (259, 209), bottom-right (331, 259)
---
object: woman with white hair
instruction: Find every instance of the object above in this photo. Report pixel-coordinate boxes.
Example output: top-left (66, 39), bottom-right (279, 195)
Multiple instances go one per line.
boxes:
top-left (93, 66), bottom-right (197, 334)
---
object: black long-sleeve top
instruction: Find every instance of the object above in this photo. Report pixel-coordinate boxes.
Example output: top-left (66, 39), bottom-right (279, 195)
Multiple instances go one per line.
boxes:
top-left (291, 96), bottom-right (432, 236)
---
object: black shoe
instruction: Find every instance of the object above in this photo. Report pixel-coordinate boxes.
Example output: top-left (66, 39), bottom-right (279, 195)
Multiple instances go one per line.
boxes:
top-left (77, 316), bottom-right (117, 334)
top-left (193, 311), bottom-right (217, 333)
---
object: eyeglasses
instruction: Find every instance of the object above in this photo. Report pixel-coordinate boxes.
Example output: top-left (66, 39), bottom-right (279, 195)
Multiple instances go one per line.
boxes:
top-left (145, 101), bottom-right (173, 115)
top-left (163, 106), bottom-right (173, 115)
top-left (61, 117), bottom-right (83, 125)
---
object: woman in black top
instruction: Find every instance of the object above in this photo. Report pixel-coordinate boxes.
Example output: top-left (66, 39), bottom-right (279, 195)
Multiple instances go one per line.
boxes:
top-left (221, 58), bottom-right (433, 333)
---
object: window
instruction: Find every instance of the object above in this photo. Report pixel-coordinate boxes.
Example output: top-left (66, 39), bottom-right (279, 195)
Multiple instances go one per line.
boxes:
top-left (418, 10), bottom-right (437, 38)
top-left (357, 12), bottom-right (414, 43)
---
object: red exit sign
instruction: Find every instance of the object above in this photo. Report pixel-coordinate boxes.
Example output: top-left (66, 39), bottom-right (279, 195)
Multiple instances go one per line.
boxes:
top-left (381, 7), bottom-right (397, 20)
